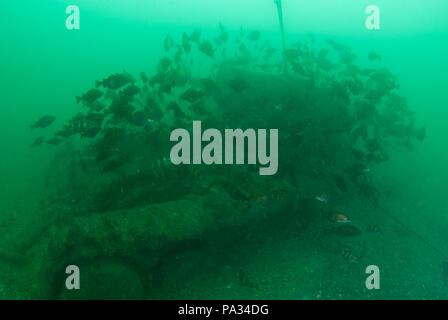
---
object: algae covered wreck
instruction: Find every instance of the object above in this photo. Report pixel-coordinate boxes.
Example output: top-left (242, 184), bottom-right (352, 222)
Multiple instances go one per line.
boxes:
top-left (1, 26), bottom-right (425, 299)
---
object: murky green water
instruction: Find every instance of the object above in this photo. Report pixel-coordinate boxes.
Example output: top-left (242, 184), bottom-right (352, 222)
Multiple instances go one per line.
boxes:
top-left (0, 0), bottom-right (447, 299)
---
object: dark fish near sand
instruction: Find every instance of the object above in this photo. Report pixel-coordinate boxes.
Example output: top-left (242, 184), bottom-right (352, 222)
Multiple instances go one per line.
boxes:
top-left (180, 88), bottom-right (204, 103)
top-left (326, 212), bottom-right (351, 223)
top-left (326, 39), bottom-right (350, 52)
top-left (30, 116), bottom-right (56, 130)
top-left (30, 137), bottom-right (44, 148)
top-left (120, 84), bottom-right (140, 100)
top-left (132, 111), bottom-right (151, 126)
top-left (46, 137), bottom-right (63, 146)
top-left (76, 88), bottom-right (103, 104)
top-left (55, 125), bottom-right (76, 138)
top-left (198, 40), bottom-right (214, 58)
top-left (81, 123), bottom-right (101, 138)
top-left (325, 225), bottom-right (362, 236)
top-left (368, 50), bottom-right (382, 61)
top-left (95, 72), bottom-right (135, 90)
top-left (88, 101), bottom-right (106, 112)
top-left (227, 77), bottom-right (250, 92)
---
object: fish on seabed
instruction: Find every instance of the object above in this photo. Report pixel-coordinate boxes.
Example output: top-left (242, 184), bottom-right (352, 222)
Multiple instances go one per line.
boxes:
top-left (325, 225), bottom-right (362, 237)
top-left (76, 88), bottom-right (104, 104)
top-left (46, 137), bottom-right (64, 146)
top-left (95, 72), bottom-right (135, 90)
top-left (341, 250), bottom-right (359, 263)
top-left (315, 193), bottom-right (329, 204)
top-left (180, 88), bottom-right (204, 103)
top-left (30, 116), bottom-right (56, 130)
top-left (198, 40), bottom-right (214, 58)
top-left (30, 137), bottom-right (45, 148)
top-left (327, 212), bottom-right (351, 223)
top-left (368, 50), bottom-right (382, 61)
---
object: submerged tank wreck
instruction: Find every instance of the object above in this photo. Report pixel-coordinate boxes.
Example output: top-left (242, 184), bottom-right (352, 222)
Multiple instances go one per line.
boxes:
top-left (0, 25), bottom-right (425, 298)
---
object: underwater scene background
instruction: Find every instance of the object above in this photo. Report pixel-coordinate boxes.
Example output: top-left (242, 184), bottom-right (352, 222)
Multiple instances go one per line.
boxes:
top-left (0, 0), bottom-right (447, 299)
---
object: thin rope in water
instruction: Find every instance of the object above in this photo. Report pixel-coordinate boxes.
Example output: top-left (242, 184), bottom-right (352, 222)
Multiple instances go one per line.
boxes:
top-left (274, 0), bottom-right (286, 52)
top-left (372, 200), bottom-right (448, 260)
